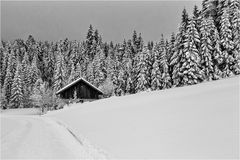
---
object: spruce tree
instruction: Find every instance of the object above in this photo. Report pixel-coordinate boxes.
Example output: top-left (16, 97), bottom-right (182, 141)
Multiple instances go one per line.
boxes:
top-left (21, 52), bottom-right (30, 88)
top-left (3, 51), bottom-right (16, 105)
top-left (220, 7), bottom-right (235, 76)
top-left (1, 50), bottom-right (9, 87)
top-left (93, 46), bottom-right (106, 87)
top-left (54, 46), bottom-right (66, 91)
top-left (68, 62), bottom-right (75, 83)
top-left (86, 62), bottom-right (94, 84)
top-left (21, 52), bottom-right (32, 107)
top-left (212, 28), bottom-right (224, 79)
top-left (115, 68), bottom-right (126, 96)
top-left (180, 19), bottom-right (203, 86)
top-left (29, 55), bottom-right (39, 89)
top-left (86, 24), bottom-right (95, 60)
top-left (159, 41), bottom-right (171, 89)
top-left (151, 53), bottom-right (161, 91)
top-left (136, 47), bottom-right (151, 92)
top-left (200, 18), bottom-right (214, 80)
top-left (230, 0), bottom-right (240, 74)
top-left (10, 63), bottom-right (23, 108)
top-left (3, 63), bottom-right (12, 105)
top-left (220, 7), bottom-right (234, 52)
top-left (170, 8), bottom-right (189, 86)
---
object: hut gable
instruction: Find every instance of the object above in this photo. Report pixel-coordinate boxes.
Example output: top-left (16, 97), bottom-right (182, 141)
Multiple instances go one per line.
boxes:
top-left (56, 77), bottom-right (103, 100)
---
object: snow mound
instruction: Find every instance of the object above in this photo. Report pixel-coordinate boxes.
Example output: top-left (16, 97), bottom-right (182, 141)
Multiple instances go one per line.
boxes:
top-left (47, 77), bottom-right (240, 159)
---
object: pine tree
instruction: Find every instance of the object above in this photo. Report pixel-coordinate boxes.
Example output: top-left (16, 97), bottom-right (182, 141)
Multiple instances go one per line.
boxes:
top-left (212, 28), bottom-right (224, 79)
top-left (21, 52), bottom-right (30, 87)
top-left (3, 63), bottom-right (12, 105)
top-left (3, 51), bottom-right (16, 105)
top-left (86, 24), bottom-right (95, 60)
top-left (54, 46), bottom-right (66, 91)
top-left (68, 62), bottom-right (76, 83)
top-left (132, 30), bottom-right (138, 47)
top-left (115, 68), bottom-right (126, 96)
top-left (168, 33), bottom-right (176, 76)
top-left (180, 19), bottom-right (203, 86)
top-left (0, 46), bottom-right (4, 88)
top-left (136, 47), bottom-right (151, 92)
top-left (200, 18), bottom-right (214, 80)
top-left (220, 7), bottom-right (235, 76)
top-left (220, 7), bottom-right (234, 52)
top-left (29, 55), bottom-right (39, 89)
top-left (10, 63), bottom-right (23, 108)
top-left (93, 46), bottom-right (106, 87)
top-left (125, 75), bottom-right (133, 94)
top-left (0, 49), bottom-right (9, 87)
top-left (151, 54), bottom-right (161, 91)
top-left (170, 8), bottom-right (189, 86)
top-left (94, 29), bottom-right (100, 45)
top-left (0, 86), bottom-right (7, 109)
top-left (86, 62), bottom-right (94, 84)
top-left (137, 33), bottom-right (144, 53)
top-left (159, 40), bottom-right (171, 89)
top-left (49, 49), bottom-right (56, 87)
top-left (21, 52), bottom-right (32, 107)
top-left (75, 62), bottom-right (82, 80)
top-left (230, 0), bottom-right (240, 74)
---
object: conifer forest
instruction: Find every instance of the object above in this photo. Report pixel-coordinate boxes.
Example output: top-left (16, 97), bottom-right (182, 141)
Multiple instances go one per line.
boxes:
top-left (1, 0), bottom-right (240, 109)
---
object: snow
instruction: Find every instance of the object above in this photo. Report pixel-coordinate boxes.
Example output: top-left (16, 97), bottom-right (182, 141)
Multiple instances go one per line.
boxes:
top-left (47, 76), bottom-right (240, 159)
top-left (0, 114), bottom-right (108, 159)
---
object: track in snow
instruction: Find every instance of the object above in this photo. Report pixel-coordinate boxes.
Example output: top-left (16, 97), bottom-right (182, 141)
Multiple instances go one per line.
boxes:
top-left (1, 115), bottom-right (107, 159)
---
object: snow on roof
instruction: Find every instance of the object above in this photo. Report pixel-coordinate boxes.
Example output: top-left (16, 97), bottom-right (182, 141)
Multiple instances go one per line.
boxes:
top-left (56, 77), bottom-right (103, 95)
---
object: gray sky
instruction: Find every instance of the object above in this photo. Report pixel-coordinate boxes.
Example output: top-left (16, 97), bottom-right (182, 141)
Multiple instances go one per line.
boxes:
top-left (1, 1), bottom-right (202, 43)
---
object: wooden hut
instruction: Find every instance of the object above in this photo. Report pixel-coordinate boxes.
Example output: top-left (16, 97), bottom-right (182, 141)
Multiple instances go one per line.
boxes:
top-left (56, 77), bottom-right (103, 101)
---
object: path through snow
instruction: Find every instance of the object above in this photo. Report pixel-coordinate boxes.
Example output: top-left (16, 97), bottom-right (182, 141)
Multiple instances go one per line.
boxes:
top-left (1, 115), bottom-right (107, 159)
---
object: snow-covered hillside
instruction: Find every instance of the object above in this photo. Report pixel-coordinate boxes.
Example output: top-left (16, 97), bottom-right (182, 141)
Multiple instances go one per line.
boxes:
top-left (47, 77), bottom-right (239, 159)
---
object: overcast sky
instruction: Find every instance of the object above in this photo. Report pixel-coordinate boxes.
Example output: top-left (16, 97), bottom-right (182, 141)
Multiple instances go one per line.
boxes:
top-left (1, 1), bottom-right (201, 43)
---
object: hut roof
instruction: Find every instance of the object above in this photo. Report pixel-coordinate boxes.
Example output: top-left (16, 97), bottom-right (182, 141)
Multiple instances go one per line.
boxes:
top-left (56, 77), bottom-right (103, 95)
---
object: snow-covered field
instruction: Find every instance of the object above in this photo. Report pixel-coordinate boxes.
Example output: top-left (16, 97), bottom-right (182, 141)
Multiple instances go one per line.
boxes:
top-left (1, 111), bottom-right (108, 159)
top-left (47, 76), bottom-right (240, 159)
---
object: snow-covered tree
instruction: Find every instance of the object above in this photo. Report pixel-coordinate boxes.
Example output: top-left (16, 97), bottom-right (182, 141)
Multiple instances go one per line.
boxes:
top-left (54, 47), bottom-right (66, 91)
top-left (158, 35), bottom-right (172, 89)
top-left (86, 62), bottom-right (94, 84)
top-left (212, 28), bottom-right (224, 79)
top-left (21, 52), bottom-right (30, 87)
top-left (220, 7), bottom-right (234, 52)
top-left (200, 18), bottom-right (214, 80)
top-left (29, 55), bottom-right (39, 89)
top-left (170, 8), bottom-right (190, 87)
top-left (68, 62), bottom-right (76, 83)
top-left (151, 59), bottom-right (161, 90)
top-left (3, 51), bottom-right (17, 105)
top-left (86, 24), bottom-right (95, 60)
top-left (93, 46), bottom-right (106, 87)
top-left (0, 49), bottom-right (9, 87)
top-left (115, 68), bottom-right (126, 96)
top-left (230, 0), bottom-right (240, 74)
top-left (180, 19), bottom-right (203, 86)
top-left (10, 63), bottom-right (23, 108)
top-left (136, 47), bottom-right (151, 92)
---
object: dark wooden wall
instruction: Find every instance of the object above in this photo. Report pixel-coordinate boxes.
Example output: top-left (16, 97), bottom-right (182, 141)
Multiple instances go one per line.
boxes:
top-left (59, 81), bottom-right (101, 99)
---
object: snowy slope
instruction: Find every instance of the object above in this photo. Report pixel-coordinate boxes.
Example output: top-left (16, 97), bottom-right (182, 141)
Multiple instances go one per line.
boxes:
top-left (47, 77), bottom-right (240, 159)
top-left (0, 115), bottom-right (108, 159)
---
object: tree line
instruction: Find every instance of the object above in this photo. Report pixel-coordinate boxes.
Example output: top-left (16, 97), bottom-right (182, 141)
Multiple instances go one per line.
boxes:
top-left (0, 0), bottom-right (239, 109)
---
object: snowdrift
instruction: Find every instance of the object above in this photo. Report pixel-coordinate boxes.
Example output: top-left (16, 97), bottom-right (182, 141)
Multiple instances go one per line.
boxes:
top-left (47, 77), bottom-right (239, 159)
